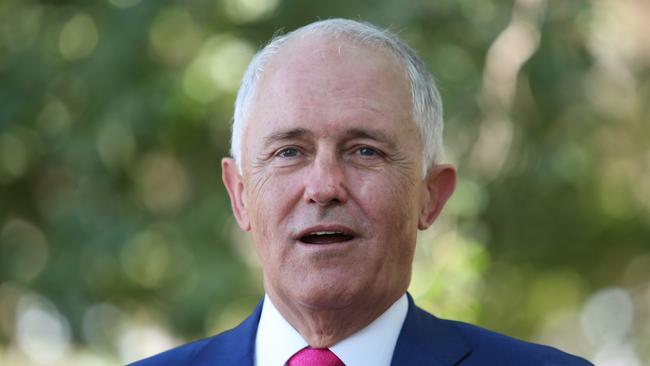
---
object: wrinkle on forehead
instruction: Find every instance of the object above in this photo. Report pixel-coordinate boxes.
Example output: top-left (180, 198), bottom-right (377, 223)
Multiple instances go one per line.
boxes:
top-left (257, 39), bottom-right (409, 115)
top-left (241, 32), bottom-right (417, 171)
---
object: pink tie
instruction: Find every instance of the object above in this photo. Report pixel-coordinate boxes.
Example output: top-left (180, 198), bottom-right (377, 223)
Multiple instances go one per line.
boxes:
top-left (287, 347), bottom-right (345, 366)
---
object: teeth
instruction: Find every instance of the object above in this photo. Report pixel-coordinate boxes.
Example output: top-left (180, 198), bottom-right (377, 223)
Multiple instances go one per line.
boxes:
top-left (299, 230), bottom-right (354, 244)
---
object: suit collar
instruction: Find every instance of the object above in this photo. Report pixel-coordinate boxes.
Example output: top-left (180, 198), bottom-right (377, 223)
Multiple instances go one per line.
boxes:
top-left (391, 293), bottom-right (471, 366)
top-left (189, 293), bottom-right (471, 366)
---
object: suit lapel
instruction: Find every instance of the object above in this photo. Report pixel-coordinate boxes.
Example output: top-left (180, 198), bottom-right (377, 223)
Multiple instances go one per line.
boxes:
top-left (186, 294), bottom-right (471, 365)
top-left (190, 300), bottom-right (263, 366)
top-left (391, 294), bottom-right (471, 366)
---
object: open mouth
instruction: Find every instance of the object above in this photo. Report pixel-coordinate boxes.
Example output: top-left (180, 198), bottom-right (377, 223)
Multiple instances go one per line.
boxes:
top-left (299, 231), bottom-right (355, 244)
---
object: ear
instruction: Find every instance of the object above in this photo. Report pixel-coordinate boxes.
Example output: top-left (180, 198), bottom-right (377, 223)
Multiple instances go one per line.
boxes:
top-left (222, 158), bottom-right (251, 231)
top-left (418, 164), bottom-right (456, 230)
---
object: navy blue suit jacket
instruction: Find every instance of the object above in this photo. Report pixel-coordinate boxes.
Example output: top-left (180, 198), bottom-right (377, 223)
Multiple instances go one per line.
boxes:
top-left (130, 294), bottom-right (593, 365)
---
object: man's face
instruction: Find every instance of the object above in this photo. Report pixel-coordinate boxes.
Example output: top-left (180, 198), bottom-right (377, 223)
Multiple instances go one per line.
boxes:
top-left (223, 35), bottom-right (454, 310)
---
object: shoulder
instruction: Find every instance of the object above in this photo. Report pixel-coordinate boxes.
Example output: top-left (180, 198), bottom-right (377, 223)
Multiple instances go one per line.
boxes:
top-left (127, 336), bottom-right (213, 366)
top-left (128, 300), bottom-right (263, 366)
top-left (127, 324), bottom-right (254, 366)
top-left (400, 299), bottom-right (593, 366)
top-left (440, 315), bottom-right (593, 365)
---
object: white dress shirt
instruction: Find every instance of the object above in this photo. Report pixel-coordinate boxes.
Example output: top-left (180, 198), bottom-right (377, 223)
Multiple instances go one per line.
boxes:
top-left (255, 293), bottom-right (408, 366)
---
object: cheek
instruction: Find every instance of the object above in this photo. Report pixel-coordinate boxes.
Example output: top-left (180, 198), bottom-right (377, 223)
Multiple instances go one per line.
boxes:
top-left (246, 170), bottom-right (301, 238)
top-left (246, 173), bottom-right (292, 269)
top-left (353, 171), bottom-right (420, 253)
top-left (355, 170), bottom-right (420, 222)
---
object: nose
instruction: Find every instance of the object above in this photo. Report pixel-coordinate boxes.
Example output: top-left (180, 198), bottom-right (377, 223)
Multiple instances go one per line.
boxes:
top-left (303, 151), bottom-right (349, 206)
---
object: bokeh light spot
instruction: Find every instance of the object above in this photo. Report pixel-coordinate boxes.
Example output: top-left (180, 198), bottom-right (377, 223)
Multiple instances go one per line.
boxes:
top-left (15, 294), bottom-right (71, 364)
top-left (581, 287), bottom-right (634, 347)
top-left (222, 0), bottom-right (280, 23)
top-left (551, 143), bottom-right (588, 183)
top-left (120, 225), bottom-right (192, 288)
top-left (117, 321), bottom-right (179, 364)
top-left (1, 4), bottom-right (43, 52)
top-left (36, 98), bottom-right (73, 137)
top-left (121, 230), bottom-right (173, 288)
top-left (133, 152), bottom-right (192, 216)
top-left (82, 303), bottom-right (125, 350)
top-left (0, 133), bottom-right (29, 182)
top-left (0, 219), bottom-right (49, 282)
top-left (183, 35), bottom-right (255, 103)
top-left (96, 122), bottom-right (136, 172)
top-left (149, 6), bottom-right (203, 66)
top-left (592, 342), bottom-right (642, 366)
top-left (59, 12), bottom-right (99, 61)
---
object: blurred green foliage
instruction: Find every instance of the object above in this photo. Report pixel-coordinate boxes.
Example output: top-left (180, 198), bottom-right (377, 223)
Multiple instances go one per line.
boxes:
top-left (0, 0), bottom-right (649, 364)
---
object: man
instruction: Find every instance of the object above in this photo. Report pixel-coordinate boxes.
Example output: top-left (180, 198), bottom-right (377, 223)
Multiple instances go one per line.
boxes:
top-left (131, 19), bottom-right (592, 366)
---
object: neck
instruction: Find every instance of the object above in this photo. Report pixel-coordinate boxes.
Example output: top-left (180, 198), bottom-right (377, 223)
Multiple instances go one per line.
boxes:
top-left (266, 288), bottom-right (403, 348)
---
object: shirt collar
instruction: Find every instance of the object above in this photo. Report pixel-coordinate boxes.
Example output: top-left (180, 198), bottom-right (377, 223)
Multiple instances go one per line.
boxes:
top-left (255, 294), bottom-right (308, 366)
top-left (255, 293), bottom-right (408, 366)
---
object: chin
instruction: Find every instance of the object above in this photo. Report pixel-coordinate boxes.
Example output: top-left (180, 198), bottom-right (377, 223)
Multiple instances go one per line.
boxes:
top-left (293, 282), bottom-right (361, 310)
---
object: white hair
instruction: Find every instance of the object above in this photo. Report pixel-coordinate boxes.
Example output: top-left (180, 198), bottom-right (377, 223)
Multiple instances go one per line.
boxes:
top-left (230, 18), bottom-right (444, 175)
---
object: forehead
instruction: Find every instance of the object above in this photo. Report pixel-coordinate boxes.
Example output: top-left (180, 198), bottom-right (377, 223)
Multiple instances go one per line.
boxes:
top-left (245, 34), bottom-right (413, 137)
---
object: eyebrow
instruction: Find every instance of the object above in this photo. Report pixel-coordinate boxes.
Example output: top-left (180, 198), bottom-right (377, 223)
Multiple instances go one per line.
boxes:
top-left (343, 128), bottom-right (396, 149)
top-left (263, 128), bottom-right (311, 147)
top-left (262, 127), bottom-right (396, 148)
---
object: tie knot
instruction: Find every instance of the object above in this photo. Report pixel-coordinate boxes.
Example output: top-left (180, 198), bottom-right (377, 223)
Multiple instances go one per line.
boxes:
top-left (287, 347), bottom-right (345, 366)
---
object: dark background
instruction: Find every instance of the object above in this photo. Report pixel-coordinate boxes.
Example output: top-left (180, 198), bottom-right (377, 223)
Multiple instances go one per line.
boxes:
top-left (1, 0), bottom-right (648, 364)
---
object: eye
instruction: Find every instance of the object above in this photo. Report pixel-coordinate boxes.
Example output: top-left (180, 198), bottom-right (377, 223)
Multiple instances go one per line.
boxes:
top-left (276, 147), bottom-right (300, 158)
top-left (358, 147), bottom-right (378, 157)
